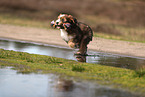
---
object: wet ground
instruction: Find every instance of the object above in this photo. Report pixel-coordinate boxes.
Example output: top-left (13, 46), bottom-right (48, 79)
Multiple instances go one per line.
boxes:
top-left (0, 67), bottom-right (141, 97)
top-left (0, 38), bottom-right (145, 70)
top-left (0, 38), bottom-right (144, 97)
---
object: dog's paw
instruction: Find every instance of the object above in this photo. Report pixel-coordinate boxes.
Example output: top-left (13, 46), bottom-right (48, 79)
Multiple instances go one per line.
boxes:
top-left (68, 41), bottom-right (75, 48)
top-left (75, 54), bottom-right (86, 62)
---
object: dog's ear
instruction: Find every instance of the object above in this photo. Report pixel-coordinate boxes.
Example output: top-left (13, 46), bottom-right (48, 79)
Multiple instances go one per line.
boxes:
top-left (63, 23), bottom-right (71, 31)
top-left (68, 15), bottom-right (78, 24)
top-left (61, 17), bottom-right (67, 23)
top-left (58, 14), bottom-right (78, 25)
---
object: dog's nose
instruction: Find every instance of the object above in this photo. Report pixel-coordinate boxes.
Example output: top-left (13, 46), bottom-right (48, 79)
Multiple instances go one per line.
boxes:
top-left (56, 22), bottom-right (59, 25)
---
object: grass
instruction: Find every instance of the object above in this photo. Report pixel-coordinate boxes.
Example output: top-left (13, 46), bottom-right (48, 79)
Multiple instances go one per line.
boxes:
top-left (0, 13), bottom-right (51, 29)
top-left (1, 12), bottom-right (145, 43)
top-left (72, 65), bottom-right (85, 72)
top-left (84, 15), bottom-right (145, 43)
top-left (94, 32), bottom-right (145, 43)
top-left (134, 69), bottom-right (145, 78)
top-left (0, 49), bottom-right (145, 95)
top-left (0, 1), bottom-right (145, 95)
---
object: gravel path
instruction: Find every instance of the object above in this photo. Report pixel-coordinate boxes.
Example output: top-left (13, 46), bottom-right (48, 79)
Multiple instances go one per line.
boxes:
top-left (0, 24), bottom-right (145, 58)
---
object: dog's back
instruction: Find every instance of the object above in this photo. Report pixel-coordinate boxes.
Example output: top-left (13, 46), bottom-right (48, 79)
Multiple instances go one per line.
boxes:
top-left (78, 22), bottom-right (93, 43)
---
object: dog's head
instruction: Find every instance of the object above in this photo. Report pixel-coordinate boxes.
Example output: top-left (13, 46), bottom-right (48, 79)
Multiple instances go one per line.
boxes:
top-left (51, 14), bottom-right (78, 29)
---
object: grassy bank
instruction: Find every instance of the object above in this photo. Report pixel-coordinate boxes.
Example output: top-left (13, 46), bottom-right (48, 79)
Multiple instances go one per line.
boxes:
top-left (0, 49), bottom-right (145, 95)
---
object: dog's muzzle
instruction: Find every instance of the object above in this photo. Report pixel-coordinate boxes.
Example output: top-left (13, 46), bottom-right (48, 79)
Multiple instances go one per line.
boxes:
top-left (51, 20), bottom-right (60, 28)
top-left (51, 19), bottom-right (65, 29)
top-left (51, 20), bottom-right (56, 28)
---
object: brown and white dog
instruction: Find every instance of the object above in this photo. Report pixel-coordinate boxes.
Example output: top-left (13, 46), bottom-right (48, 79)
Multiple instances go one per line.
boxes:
top-left (51, 14), bottom-right (93, 55)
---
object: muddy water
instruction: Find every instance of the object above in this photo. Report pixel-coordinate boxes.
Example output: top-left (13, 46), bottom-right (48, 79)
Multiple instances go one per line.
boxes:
top-left (0, 38), bottom-right (145, 70)
top-left (0, 67), bottom-right (141, 97)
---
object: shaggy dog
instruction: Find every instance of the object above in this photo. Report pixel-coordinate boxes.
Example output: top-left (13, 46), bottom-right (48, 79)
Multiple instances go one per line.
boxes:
top-left (51, 14), bottom-right (93, 55)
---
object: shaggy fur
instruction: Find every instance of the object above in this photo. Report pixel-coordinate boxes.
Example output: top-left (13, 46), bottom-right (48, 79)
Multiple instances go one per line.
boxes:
top-left (51, 14), bottom-right (93, 55)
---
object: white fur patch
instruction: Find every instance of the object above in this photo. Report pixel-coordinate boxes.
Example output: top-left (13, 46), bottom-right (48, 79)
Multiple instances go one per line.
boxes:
top-left (60, 29), bottom-right (73, 42)
top-left (56, 14), bottom-right (65, 23)
top-left (56, 19), bottom-right (60, 23)
top-left (59, 14), bottom-right (65, 18)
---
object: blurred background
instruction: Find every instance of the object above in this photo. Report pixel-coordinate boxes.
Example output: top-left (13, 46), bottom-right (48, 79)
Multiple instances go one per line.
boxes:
top-left (0, 0), bottom-right (145, 42)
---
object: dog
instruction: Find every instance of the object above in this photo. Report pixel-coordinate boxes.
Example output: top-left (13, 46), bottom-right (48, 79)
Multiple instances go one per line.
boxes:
top-left (51, 14), bottom-right (93, 55)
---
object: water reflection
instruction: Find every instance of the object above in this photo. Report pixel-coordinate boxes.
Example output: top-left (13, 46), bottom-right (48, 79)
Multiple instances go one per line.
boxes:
top-left (0, 38), bottom-right (145, 70)
top-left (96, 55), bottom-right (144, 70)
top-left (0, 67), bottom-right (142, 97)
top-left (56, 77), bottom-right (74, 92)
top-left (75, 55), bottom-right (86, 62)
top-left (53, 76), bottom-right (141, 97)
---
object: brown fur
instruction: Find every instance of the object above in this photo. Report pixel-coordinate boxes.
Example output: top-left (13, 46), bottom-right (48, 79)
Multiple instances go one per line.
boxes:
top-left (51, 14), bottom-right (93, 55)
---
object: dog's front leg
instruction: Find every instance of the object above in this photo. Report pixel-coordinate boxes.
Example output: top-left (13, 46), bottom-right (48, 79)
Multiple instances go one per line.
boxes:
top-left (68, 39), bottom-right (76, 48)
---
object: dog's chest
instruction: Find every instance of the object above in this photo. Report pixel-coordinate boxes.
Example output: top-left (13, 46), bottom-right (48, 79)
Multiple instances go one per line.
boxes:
top-left (60, 29), bottom-right (73, 42)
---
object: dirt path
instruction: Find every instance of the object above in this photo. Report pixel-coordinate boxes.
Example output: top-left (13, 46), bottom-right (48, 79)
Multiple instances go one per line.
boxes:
top-left (0, 24), bottom-right (145, 58)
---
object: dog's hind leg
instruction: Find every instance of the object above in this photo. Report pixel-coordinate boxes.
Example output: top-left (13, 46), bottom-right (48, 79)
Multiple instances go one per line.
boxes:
top-left (76, 36), bottom-right (90, 55)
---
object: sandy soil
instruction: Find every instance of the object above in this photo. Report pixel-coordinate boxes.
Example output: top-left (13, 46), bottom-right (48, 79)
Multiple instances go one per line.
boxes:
top-left (0, 24), bottom-right (145, 58)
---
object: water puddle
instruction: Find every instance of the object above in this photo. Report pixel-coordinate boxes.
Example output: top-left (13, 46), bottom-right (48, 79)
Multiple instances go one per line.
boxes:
top-left (0, 67), bottom-right (141, 97)
top-left (0, 38), bottom-right (145, 70)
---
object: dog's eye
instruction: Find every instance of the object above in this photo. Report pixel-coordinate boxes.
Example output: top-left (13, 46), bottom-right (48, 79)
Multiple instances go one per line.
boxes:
top-left (62, 19), bottom-right (64, 22)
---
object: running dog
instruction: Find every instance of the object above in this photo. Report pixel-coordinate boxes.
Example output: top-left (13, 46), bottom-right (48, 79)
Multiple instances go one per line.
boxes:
top-left (51, 14), bottom-right (93, 55)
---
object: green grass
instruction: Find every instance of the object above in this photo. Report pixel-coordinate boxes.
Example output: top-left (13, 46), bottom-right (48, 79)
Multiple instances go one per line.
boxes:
top-left (0, 49), bottom-right (145, 95)
top-left (72, 65), bottom-right (85, 72)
